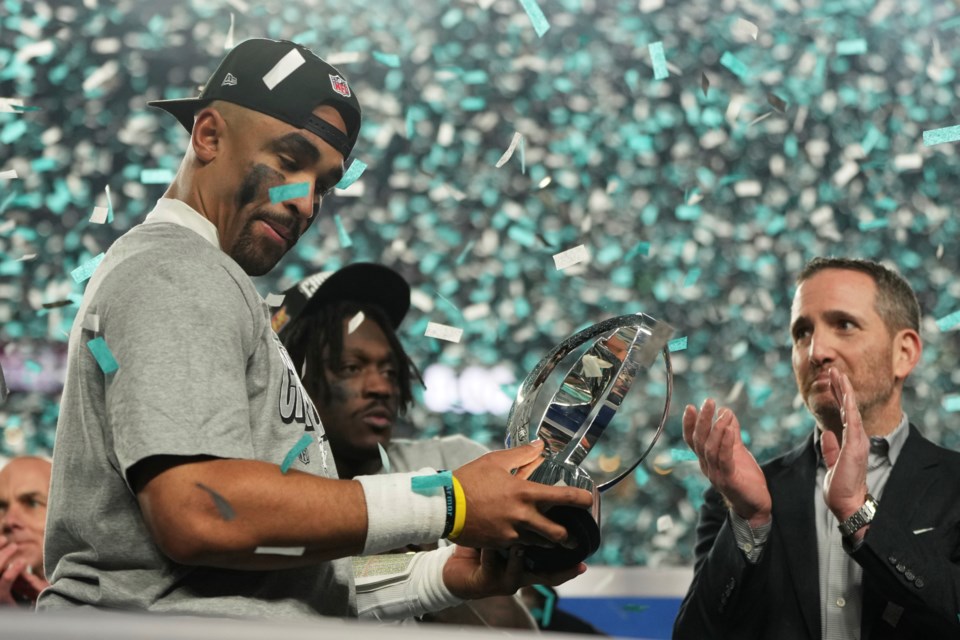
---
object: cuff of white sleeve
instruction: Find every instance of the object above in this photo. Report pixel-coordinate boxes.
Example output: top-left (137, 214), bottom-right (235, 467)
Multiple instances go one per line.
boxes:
top-left (356, 469), bottom-right (448, 555)
top-left (729, 509), bottom-right (772, 564)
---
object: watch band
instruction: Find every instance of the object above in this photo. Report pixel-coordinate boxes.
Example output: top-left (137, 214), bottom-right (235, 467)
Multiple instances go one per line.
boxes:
top-left (837, 493), bottom-right (878, 538)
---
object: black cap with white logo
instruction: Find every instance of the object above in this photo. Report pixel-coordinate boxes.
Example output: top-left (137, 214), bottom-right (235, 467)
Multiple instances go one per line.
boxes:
top-left (148, 38), bottom-right (361, 158)
top-left (271, 263), bottom-right (411, 338)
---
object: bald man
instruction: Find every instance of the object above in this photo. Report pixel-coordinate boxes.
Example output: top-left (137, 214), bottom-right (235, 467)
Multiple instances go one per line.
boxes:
top-left (0, 456), bottom-right (52, 606)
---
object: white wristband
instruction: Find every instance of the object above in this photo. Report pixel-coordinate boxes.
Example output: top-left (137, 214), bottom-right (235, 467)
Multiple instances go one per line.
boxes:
top-left (355, 469), bottom-right (448, 555)
top-left (355, 546), bottom-right (463, 620)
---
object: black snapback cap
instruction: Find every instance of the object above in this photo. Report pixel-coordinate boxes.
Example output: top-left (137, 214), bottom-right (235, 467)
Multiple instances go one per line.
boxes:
top-left (148, 38), bottom-right (361, 158)
top-left (271, 263), bottom-right (411, 338)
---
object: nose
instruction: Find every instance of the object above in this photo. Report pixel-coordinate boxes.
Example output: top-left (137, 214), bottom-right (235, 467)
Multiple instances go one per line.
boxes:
top-left (284, 184), bottom-right (319, 223)
top-left (363, 368), bottom-right (395, 399)
top-left (807, 331), bottom-right (835, 366)
top-left (1, 507), bottom-right (20, 534)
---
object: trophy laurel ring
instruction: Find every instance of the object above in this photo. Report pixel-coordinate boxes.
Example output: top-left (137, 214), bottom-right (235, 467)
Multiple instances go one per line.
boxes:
top-left (505, 312), bottom-right (674, 572)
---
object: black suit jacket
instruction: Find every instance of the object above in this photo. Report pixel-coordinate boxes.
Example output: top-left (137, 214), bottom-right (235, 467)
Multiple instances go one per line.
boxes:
top-left (673, 425), bottom-right (960, 639)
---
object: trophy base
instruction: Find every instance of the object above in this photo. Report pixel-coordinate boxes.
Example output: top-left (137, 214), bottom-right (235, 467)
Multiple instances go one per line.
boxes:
top-left (521, 504), bottom-right (601, 573)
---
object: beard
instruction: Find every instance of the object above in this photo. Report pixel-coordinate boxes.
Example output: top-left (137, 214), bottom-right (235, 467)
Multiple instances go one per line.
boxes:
top-left (802, 351), bottom-right (897, 434)
top-left (229, 164), bottom-right (302, 276)
top-left (229, 213), bottom-right (290, 276)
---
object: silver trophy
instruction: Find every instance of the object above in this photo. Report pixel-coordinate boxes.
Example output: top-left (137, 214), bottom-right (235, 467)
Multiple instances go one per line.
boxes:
top-left (505, 313), bottom-right (674, 571)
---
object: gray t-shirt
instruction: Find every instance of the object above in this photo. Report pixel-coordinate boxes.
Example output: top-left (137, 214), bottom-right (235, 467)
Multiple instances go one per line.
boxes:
top-left (385, 436), bottom-right (489, 473)
top-left (39, 212), bottom-right (354, 619)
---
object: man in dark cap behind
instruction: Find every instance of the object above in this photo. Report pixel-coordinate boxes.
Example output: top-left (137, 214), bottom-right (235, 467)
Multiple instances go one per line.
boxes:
top-left (39, 38), bottom-right (592, 619)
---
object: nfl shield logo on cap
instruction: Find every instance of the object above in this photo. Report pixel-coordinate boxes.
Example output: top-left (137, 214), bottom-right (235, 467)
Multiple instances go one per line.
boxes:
top-left (329, 74), bottom-right (351, 98)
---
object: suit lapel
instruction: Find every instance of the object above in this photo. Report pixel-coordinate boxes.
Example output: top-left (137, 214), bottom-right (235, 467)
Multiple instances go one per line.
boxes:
top-left (769, 437), bottom-right (821, 639)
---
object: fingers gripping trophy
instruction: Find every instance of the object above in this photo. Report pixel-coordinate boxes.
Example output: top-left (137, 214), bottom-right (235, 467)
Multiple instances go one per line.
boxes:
top-left (505, 313), bottom-right (674, 571)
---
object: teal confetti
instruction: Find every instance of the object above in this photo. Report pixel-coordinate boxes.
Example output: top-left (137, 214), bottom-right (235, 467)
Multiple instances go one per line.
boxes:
top-left (923, 125), bottom-right (960, 147)
top-left (280, 433), bottom-right (313, 473)
top-left (31, 158), bottom-right (57, 173)
top-left (411, 469), bottom-right (452, 494)
top-left (936, 310), bottom-right (960, 332)
top-left (532, 585), bottom-right (556, 626)
top-left (86, 336), bottom-right (119, 374)
top-left (675, 204), bottom-right (701, 221)
top-left (622, 604), bottom-right (650, 613)
top-left (25, 360), bottom-right (42, 374)
top-left (683, 269), bottom-right (701, 288)
top-left (668, 337), bottom-right (688, 352)
top-left (634, 466), bottom-right (650, 487)
top-left (335, 159), bottom-right (368, 190)
top-left (626, 241), bottom-right (651, 259)
top-left (858, 219), bottom-right (888, 231)
top-left (861, 125), bottom-right (884, 154)
top-left (719, 51), bottom-right (750, 79)
top-left (71, 252), bottom-right (105, 284)
top-left (518, 0), bottom-right (550, 37)
top-left (455, 240), bottom-right (476, 265)
top-left (835, 39), bottom-right (867, 56)
top-left (649, 42), bottom-right (669, 80)
top-left (105, 185), bottom-right (114, 224)
top-left (670, 448), bottom-right (698, 462)
top-left (269, 181), bottom-right (310, 204)
top-left (378, 443), bottom-right (391, 472)
top-left (334, 214), bottom-right (353, 249)
top-left (942, 396), bottom-right (960, 412)
top-left (372, 51), bottom-right (401, 68)
top-left (140, 168), bottom-right (175, 184)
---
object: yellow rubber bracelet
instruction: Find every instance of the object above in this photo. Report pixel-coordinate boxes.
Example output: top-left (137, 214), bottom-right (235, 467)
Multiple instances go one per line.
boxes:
top-left (448, 475), bottom-right (467, 540)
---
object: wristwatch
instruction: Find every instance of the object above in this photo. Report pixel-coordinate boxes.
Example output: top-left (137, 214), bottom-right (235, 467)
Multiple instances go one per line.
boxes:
top-left (837, 493), bottom-right (878, 538)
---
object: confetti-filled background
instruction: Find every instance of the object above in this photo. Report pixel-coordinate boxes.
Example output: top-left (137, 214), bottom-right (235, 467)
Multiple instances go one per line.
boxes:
top-left (2, 0), bottom-right (960, 568)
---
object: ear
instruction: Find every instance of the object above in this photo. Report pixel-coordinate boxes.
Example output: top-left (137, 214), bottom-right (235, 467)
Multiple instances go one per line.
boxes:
top-left (892, 328), bottom-right (921, 380)
top-left (190, 107), bottom-right (226, 163)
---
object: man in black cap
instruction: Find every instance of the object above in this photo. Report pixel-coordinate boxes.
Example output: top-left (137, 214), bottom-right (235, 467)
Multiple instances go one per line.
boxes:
top-left (273, 263), bottom-right (488, 482)
top-left (276, 264), bottom-right (541, 629)
top-left (40, 38), bottom-right (592, 619)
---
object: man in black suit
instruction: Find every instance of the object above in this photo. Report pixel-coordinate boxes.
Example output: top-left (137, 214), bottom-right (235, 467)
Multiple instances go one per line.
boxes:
top-left (674, 257), bottom-right (960, 639)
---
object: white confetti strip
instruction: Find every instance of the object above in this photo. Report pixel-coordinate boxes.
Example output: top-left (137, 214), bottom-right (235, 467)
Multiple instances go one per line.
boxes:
top-left (832, 161), bottom-right (859, 187)
top-left (893, 153), bottom-right (922, 171)
top-left (224, 13), bottom-right (235, 50)
top-left (264, 293), bottom-right (285, 307)
top-left (581, 354), bottom-right (613, 378)
top-left (0, 98), bottom-right (25, 113)
top-left (733, 180), bottom-right (762, 197)
top-left (15, 39), bottom-right (55, 63)
top-left (347, 311), bottom-right (365, 334)
top-left (254, 546), bottom-right (306, 556)
top-left (82, 314), bottom-right (100, 333)
top-left (495, 132), bottom-right (524, 168)
top-left (656, 514), bottom-right (674, 532)
top-left (0, 170), bottom-right (18, 180)
top-left (553, 244), bottom-right (589, 270)
top-left (90, 206), bottom-right (109, 224)
top-left (733, 18), bottom-right (759, 40)
top-left (262, 48), bottom-right (306, 91)
top-left (82, 60), bottom-right (120, 94)
top-left (425, 322), bottom-right (463, 343)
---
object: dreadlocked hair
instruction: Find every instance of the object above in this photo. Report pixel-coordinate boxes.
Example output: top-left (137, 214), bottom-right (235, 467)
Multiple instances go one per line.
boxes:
top-left (280, 300), bottom-right (421, 415)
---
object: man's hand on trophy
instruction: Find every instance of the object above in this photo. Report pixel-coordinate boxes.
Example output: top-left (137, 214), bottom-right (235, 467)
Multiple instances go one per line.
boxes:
top-left (683, 399), bottom-right (772, 527)
top-left (452, 441), bottom-right (594, 550)
top-left (442, 544), bottom-right (586, 600)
